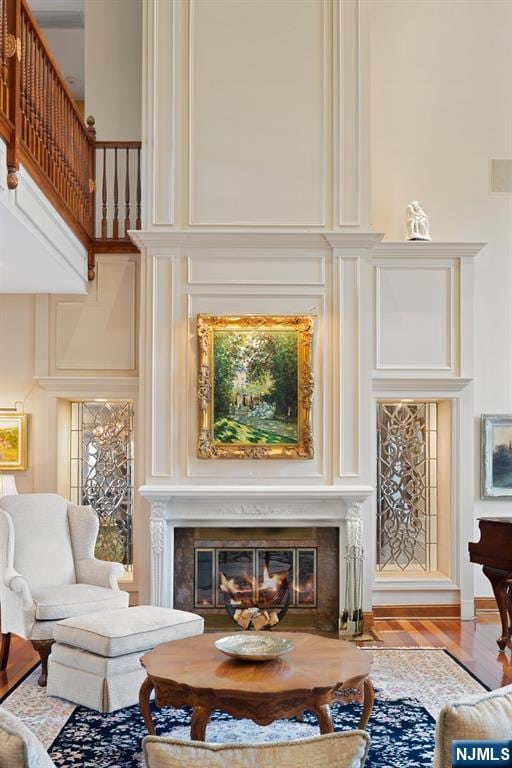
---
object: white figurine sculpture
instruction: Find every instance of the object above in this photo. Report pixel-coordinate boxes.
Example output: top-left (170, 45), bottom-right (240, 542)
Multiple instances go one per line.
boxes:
top-left (406, 200), bottom-right (431, 241)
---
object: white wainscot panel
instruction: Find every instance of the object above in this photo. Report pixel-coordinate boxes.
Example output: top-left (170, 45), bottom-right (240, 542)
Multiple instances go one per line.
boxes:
top-left (187, 248), bottom-right (326, 286)
top-left (189, 0), bottom-right (326, 225)
top-left (376, 263), bottom-right (454, 371)
top-left (54, 257), bottom-right (136, 372)
top-left (185, 293), bottom-right (326, 480)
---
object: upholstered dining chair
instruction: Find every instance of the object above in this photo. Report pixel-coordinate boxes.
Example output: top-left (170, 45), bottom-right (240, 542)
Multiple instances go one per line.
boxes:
top-left (0, 493), bottom-right (129, 686)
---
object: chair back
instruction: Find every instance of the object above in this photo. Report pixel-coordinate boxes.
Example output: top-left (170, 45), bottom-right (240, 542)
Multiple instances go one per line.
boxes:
top-left (0, 494), bottom-right (76, 591)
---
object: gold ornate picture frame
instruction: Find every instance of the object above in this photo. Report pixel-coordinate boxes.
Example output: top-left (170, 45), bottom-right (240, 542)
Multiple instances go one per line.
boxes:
top-left (197, 315), bottom-right (314, 459)
top-left (0, 413), bottom-right (28, 471)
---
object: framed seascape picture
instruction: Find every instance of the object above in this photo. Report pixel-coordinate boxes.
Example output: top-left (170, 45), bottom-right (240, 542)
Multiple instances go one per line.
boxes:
top-left (197, 315), bottom-right (314, 459)
top-left (0, 413), bottom-right (28, 471)
top-left (481, 414), bottom-right (512, 498)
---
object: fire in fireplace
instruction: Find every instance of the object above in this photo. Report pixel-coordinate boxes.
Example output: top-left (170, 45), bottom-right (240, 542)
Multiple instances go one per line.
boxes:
top-left (194, 547), bottom-right (316, 609)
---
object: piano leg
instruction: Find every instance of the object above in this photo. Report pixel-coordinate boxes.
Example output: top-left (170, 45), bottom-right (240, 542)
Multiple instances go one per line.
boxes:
top-left (483, 566), bottom-right (512, 651)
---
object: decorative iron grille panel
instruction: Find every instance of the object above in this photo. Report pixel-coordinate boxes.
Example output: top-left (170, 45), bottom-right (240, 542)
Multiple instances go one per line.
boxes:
top-left (70, 401), bottom-right (134, 569)
top-left (377, 402), bottom-right (437, 572)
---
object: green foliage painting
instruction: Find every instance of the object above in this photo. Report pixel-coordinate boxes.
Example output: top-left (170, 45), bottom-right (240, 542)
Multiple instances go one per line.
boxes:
top-left (212, 330), bottom-right (298, 445)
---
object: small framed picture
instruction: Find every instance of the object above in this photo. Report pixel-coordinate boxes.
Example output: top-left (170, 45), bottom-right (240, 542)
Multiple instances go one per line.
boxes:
top-left (0, 413), bottom-right (28, 471)
top-left (481, 414), bottom-right (512, 498)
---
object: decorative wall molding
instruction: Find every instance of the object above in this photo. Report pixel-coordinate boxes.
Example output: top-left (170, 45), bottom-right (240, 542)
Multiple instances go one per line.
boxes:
top-left (375, 263), bottom-right (455, 372)
top-left (187, 0), bottom-right (327, 226)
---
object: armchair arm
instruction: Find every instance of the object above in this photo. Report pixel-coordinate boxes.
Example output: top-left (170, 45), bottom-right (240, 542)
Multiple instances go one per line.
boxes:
top-left (3, 566), bottom-right (33, 609)
top-left (75, 558), bottom-right (125, 590)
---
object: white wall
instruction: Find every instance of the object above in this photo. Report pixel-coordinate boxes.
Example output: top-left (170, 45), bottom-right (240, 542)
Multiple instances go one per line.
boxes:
top-left (0, 295), bottom-right (36, 493)
top-left (370, 0), bottom-right (512, 596)
top-left (84, 0), bottom-right (142, 139)
top-left (0, 257), bottom-right (142, 594)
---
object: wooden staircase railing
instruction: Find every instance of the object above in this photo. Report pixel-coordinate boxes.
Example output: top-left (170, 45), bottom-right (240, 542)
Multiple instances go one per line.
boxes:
top-left (0, 0), bottom-right (141, 281)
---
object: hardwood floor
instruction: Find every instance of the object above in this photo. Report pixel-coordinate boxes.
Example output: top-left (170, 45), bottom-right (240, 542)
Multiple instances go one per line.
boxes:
top-left (1, 613), bottom-right (511, 700)
top-left (369, 613), bottom-right (512, 690)
top-left (0, 634), bottom-right (38, 699)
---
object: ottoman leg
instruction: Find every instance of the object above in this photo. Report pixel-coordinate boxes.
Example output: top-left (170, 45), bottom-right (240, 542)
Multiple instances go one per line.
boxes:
top-left (32, 640), bottom-right (54, 687)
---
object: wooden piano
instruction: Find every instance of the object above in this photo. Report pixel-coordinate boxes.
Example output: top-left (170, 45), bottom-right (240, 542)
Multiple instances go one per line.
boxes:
top-left (469, 517), bottom-right (512, 651)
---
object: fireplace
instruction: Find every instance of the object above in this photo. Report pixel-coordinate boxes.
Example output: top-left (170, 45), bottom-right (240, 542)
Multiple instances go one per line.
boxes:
top-left (143, 487), bottom-right (372, 636)
top-left (195, 547), bottom-right (316, 608)
top-left (175, 527), bottom-right (338, 631)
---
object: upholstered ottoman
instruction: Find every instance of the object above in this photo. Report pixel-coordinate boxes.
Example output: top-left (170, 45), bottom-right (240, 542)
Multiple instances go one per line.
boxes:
top-left (47, 605), bottom-right (204, 713)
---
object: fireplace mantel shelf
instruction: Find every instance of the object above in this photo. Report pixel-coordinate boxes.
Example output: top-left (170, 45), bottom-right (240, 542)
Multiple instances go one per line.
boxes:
top-left (139, 484), bottom-right (374, 501)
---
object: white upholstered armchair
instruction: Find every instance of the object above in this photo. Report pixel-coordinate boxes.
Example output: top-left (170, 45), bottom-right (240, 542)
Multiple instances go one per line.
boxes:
top-left (0, 493), bottom-right (129, 685)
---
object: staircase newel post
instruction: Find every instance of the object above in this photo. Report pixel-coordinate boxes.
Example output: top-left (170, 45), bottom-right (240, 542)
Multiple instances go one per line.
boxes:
top-left (6, 0), bottom-right (21, 189)
top-left (86, 114), bottom-right (96, 280)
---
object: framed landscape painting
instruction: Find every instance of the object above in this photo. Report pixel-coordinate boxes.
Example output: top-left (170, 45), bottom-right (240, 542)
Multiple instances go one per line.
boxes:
top-left (197, 315), bottom-right (314, 459)
top-left (481, 414), bottom-right (512, 497)
top-left (0, 413), bottom-right (28, 471)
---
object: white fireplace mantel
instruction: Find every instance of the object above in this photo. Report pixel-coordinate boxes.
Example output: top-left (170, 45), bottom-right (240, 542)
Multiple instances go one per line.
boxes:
top-left (140, 485), bottom-right (374, 612)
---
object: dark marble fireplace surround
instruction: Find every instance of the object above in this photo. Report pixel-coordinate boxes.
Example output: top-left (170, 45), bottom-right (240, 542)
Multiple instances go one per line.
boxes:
top-left (174, 527), bottom-right (339, 632)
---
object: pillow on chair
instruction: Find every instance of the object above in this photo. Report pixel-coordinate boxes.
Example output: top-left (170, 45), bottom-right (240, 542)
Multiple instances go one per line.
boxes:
top-left (434, 684), bottom-right (512, 768)
top-left (0, 706), bottom-right (55, 768)
top-left (143, 730), bottom-right (370, 768)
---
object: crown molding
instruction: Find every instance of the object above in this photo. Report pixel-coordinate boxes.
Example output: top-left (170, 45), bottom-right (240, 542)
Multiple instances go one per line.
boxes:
top-left (36, 377), bottom-right (139, 397)
top-left (128, 229), bottom-right (384, 251)
top-left (373, 241), bottom-right (486, 259)
top-left (372, 377), bottom-right (472, 393)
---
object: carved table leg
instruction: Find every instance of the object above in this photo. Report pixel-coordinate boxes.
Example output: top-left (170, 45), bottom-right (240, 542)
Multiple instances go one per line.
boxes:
top-left (313, 703), bottom-right (334, 735)
top-left (358, 678), bottom-right (375, 730)
top-left (0, 633), bottom-right (11, 670)
top-left (31, 640), bottom-right (53, 687)
top-left (139, 677), bottom-right (156, 735)
top-left (483, 566), bottom-right (512, 651)
top-left (190, 705), bottom-right (212, 741)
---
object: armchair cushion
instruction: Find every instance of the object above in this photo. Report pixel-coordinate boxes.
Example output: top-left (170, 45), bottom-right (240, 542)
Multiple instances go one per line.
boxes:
top-left (143, 731), bottom-right (370, 768)
top-left (0, 494), bottom-right (75, 591)
top-left (32, 584), bottom-right (129, 621)
top-left (434, 684), bottom-right (512, 768)
top-left (0, 706), bottom-right (55, 768)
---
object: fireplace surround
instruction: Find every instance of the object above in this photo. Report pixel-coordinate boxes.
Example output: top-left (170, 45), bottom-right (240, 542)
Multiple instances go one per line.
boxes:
top-left (141, 485), bottom-right (374, 631)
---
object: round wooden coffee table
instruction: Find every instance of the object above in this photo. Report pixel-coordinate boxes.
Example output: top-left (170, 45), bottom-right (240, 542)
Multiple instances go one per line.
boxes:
top-left (139, 632), bottom-right (374, 741)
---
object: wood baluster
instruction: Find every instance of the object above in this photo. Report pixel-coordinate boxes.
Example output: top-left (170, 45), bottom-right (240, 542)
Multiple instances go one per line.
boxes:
top-left (113, 146), bottom-right (119, 239)
top-left (6, 0), bottom-right (21, 188)
top-left (20, 12), bottom-right (26, 143)
top-left (101, 145), bottom-right (107, 238)
top-left (124, 146), bottom-right (130, 236)
top-left (1, 0), bottom-right (7, 118)
top-left (136, 145), bottom-right (141, 229)
top-left (34, 36), bottom-right (40, 163)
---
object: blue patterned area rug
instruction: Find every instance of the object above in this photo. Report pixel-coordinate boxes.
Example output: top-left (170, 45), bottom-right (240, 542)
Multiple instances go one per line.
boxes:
top-left (1, 649), bottom-right (488, 768)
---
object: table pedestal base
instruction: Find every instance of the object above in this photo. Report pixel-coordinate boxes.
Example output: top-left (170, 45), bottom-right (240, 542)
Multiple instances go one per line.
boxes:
top-left (139, 675), bottom-right (375, 742)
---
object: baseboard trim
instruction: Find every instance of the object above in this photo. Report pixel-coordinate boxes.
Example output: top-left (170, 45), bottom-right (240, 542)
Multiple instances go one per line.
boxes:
top-left (373, 603), bottom-right (461, 619)
top-left (475, 597), bottom-right (497, 611)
